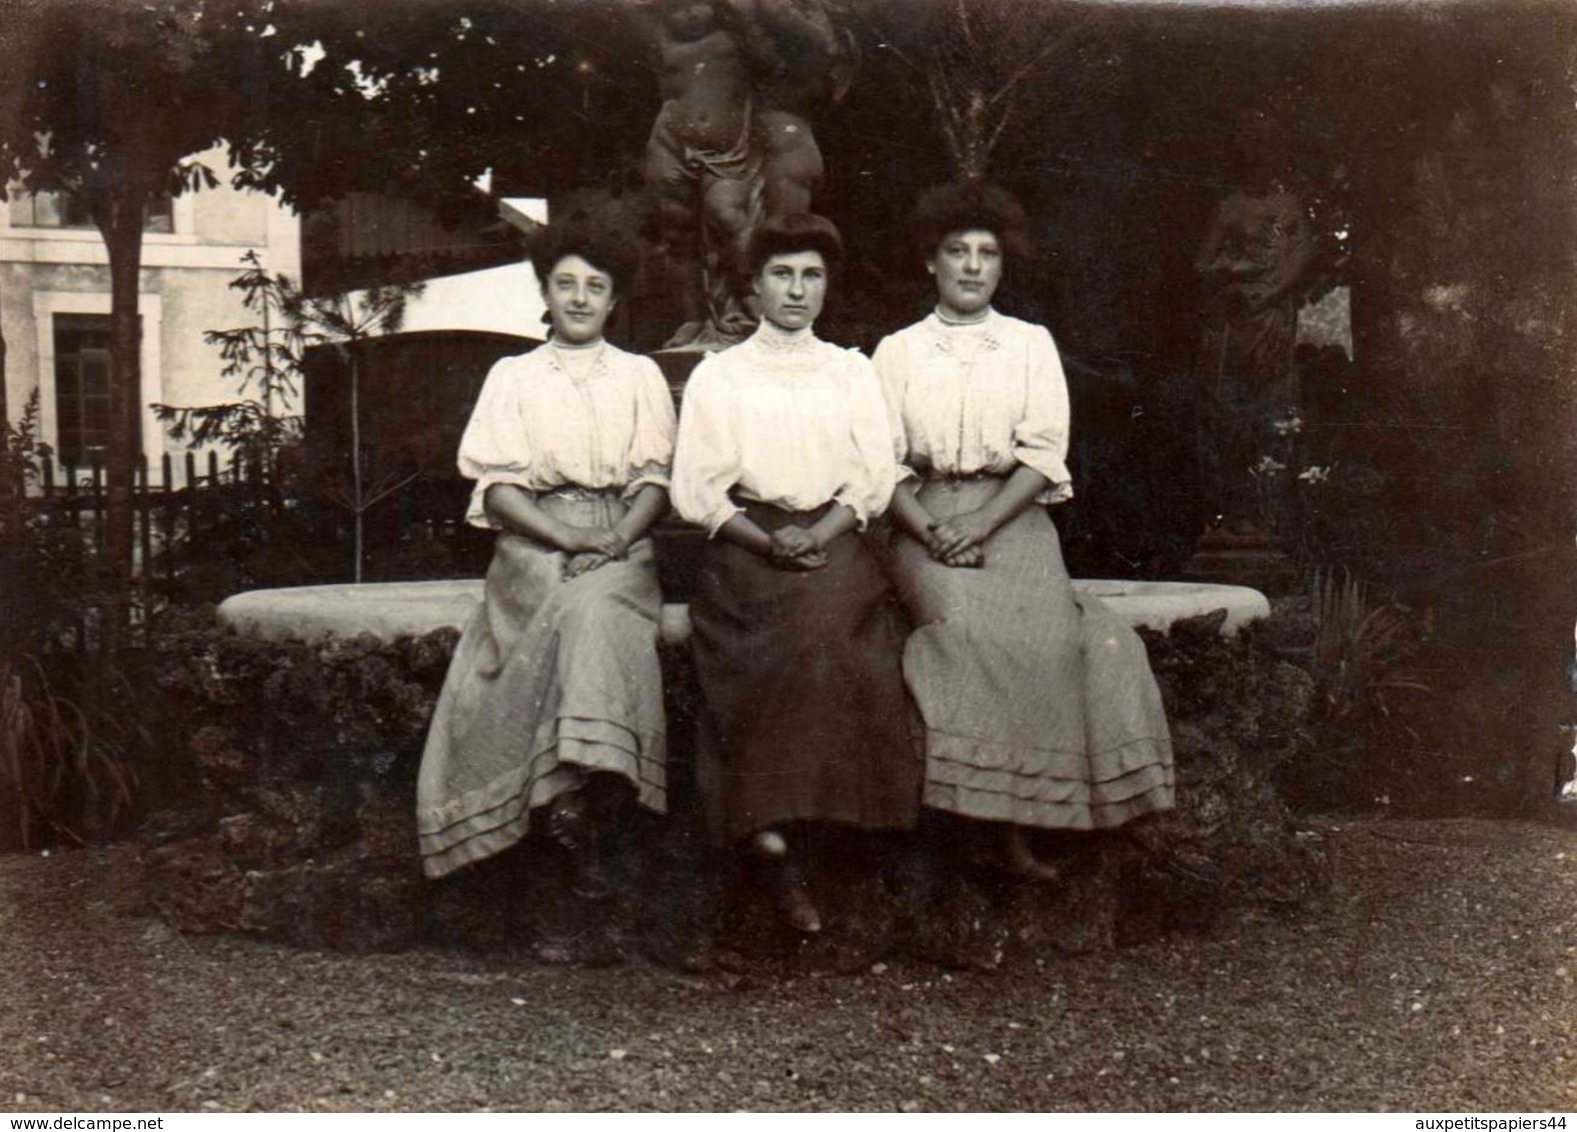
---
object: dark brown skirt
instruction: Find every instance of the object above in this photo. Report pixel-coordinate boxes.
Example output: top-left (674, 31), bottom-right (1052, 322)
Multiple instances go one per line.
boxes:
top-left (688, 499), bottom-right (920, 845)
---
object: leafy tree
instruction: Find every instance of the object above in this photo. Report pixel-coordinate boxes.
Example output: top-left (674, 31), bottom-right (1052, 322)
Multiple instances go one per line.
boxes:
top-left (244, 1), bottom-right (650, 227)
top-left (0, 4), bottom-right (51, 432)
top-left (0, 0), bottom-right (283, 632)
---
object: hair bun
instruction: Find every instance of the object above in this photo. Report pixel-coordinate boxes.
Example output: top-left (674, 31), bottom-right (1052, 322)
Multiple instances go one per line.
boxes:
top-left (743, 213), bottom-right (845, 278)
top-left (910, 181), bottom-right (1035, 263)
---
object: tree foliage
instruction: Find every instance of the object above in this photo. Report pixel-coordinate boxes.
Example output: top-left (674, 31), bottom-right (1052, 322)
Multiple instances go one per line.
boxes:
top-left (0, 0), bottom-right (608, 607)
top-left (0, 0), bottom-right (287, 624)
top-left (246, 0), bottom-right (650, 218)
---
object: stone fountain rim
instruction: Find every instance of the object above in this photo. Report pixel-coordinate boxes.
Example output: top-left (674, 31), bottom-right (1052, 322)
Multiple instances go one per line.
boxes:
top-left (215, 577), bottom-right (1271, 646)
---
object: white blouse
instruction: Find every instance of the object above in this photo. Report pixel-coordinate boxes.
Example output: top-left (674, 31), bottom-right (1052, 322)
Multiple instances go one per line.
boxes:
top-left (457, 341), bottom-right (677, 529)
top-left (671, 323), bottom-right (897, 536)
top-left (872, 308), bottom-right (1074, 505)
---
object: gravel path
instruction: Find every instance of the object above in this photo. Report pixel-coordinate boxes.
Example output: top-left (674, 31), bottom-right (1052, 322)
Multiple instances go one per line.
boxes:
top-left (2, 817), bottom-right (1575, 1112)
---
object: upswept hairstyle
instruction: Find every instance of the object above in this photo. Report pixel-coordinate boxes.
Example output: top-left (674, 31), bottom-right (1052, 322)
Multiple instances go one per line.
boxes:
top-left (910, 180), bottom-right (1035, 263)
top-left (743, 212), bottom-right (846, 278)
top-left (529, 222), bottom-right (640, 297)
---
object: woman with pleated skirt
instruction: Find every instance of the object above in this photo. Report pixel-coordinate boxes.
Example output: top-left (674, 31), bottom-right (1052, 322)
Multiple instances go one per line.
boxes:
top-left (416, 226), bottom-right (675, 894)
top-left (873, 182), bottom-right (1174, 877)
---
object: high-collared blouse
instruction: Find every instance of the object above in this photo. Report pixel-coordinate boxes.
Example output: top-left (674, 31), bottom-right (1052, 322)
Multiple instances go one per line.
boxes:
top-left (457, 341), bottom-right (677, 530)
top-left (671, 323), bottom-right (897, 537)
top-left (872, 308), bottom-right (1074, 506)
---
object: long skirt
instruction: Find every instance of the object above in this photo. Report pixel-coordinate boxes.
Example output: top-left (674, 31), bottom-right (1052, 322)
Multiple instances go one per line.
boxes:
top-left (890, 478), bottom-right (1174, 830)
top-left (416, 491), bottom-right (667, 879)
top-left (689, 499), bottom-right (920, 846)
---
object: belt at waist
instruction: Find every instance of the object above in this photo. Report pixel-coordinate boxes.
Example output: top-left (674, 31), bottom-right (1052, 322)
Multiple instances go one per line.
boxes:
top-left (539, 483), bottom-right (625, 502)
top-left (918, 470), bottom-right (1008, 486)
top-left (725, 490), bottom-right (837, 528)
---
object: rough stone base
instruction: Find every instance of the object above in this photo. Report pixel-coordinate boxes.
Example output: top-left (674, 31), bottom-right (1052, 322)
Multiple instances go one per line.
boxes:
top-left (138, 606), bottom-right (1327, 970)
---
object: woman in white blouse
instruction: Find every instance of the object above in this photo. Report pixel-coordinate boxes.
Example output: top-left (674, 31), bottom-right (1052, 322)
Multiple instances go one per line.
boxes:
top-left (416, 227), bottom-right (676, 895)
top-left (671, 213), bottom-right (918, 934)
top-left (873, 182), bottom-right (1173, 877)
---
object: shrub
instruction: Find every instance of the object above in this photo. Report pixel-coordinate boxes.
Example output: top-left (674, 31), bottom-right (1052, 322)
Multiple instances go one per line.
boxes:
top-left (0, 394), bottom-right (143, 849)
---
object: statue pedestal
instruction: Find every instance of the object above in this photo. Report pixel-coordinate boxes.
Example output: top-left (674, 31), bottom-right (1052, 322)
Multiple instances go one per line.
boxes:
top-left (1182, 526), bottom-right (1299, 594)
top-left (650, 346), bottom-right (710, 406)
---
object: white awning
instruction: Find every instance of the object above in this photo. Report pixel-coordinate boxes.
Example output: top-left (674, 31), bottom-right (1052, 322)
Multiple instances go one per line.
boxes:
top-left (377, 261), bottom-right (546, 341)
top-left (349, 197), bottom-right (549, 341)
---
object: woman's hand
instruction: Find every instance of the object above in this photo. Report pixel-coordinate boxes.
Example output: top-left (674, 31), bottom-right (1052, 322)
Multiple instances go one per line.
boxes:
top-left (562, 552), bottom-right (613, 581)
top-left (939, 544), bottom-right (984, 569)
top-left (770, 525), bottom-right (828, 571)
top-left (780, 548), bottom-right (829, 571)
top-left (928, 510), bottom-right (996, 559)
top-left (558, 524), bottom-right (630, 558)
top-left (770, 524), bottom-right (820, 560)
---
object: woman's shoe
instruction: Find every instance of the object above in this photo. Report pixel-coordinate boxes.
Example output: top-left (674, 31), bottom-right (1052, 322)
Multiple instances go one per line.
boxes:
top-left (569, 853), bottom-right (611, 902)
top-left (748, 827), bottom-right (819, 932)
top-left (1004, 825), bottom-right (1061, 883)
top-left (777, 860), bottom-right (822, 934)
top-left (547, 791), bottom-right (608, 900)
top-left (546, 790), bottom-right (590, 851)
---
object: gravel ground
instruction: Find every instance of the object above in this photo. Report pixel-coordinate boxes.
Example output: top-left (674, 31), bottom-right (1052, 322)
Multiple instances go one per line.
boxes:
top-left (2, 817), bottom-right (1575, 1112)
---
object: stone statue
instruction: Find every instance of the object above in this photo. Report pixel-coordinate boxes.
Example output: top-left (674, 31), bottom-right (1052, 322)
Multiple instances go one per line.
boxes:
top-left (640, 0), bottom-right (856, 348)
top-left (1193, 179), bottom-right (1317, 533)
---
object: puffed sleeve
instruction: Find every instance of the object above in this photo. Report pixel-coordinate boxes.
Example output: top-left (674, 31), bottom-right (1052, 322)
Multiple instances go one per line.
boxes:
top-left (670, 358), bottom-right (745, 537)
top-left (457, 356), bottom-right (536, 529)
top-left (871, 333), bottom-right (918, 487)
top-left (623, 357), bottom-right (677, 498)
top-left (1013, 325), bottom-right (1075, 505)
top-left (833, 350), bottom-right (898, 527)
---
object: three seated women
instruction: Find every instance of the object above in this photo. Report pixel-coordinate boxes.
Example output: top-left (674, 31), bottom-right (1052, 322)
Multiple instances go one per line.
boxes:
top-left (416, 186), bottom-right (1175, 934)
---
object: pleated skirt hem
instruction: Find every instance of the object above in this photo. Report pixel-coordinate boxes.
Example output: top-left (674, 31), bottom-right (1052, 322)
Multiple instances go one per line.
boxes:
top-left (895, 478), bottom-right (1176, 833)
top-left (415, 500), bottom-right (668, 880)
top-left (924, 755), bottom-right (1176, 831)
top-left (418, 728), bottom-right (667, 879)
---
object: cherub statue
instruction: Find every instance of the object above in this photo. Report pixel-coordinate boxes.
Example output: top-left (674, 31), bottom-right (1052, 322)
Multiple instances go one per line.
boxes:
top-left (641, 0), bottom-right (856, 347)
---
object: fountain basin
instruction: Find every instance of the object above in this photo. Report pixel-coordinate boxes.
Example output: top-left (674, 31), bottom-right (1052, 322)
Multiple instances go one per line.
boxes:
top-left (216, 578), bottom-right (1270, 645)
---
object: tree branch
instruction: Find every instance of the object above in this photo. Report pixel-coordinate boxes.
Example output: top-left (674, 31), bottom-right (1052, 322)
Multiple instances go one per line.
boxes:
top-left (986, 26), bottom-right (1079, 109)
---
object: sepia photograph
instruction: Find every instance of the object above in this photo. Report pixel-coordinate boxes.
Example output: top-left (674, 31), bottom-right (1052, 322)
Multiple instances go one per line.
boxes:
top-left (0, 0), bottom-right (1574, 1114)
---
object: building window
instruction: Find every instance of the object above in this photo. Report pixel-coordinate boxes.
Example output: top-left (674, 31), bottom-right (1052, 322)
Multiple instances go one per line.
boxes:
top-left (9, 190), bottom-right (174, 234)
top-left (52, 314), bottom-right (137, 466)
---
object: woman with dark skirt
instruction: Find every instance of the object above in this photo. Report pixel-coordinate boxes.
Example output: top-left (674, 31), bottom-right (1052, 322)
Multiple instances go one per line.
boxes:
top-left (873, 182), bottom-right (1174, 877)
top-left (671, 212), bottom-right (919, 933)
top-left (416, 225), bottom-right (676, 895)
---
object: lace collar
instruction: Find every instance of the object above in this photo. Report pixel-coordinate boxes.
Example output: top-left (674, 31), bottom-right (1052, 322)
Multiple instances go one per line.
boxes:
top-left (926, 308), bottom-right (1003, 355)
top-left (545, 338), bottom-right (610, 382)
top-left (749, 320), bottom-right (820, 356)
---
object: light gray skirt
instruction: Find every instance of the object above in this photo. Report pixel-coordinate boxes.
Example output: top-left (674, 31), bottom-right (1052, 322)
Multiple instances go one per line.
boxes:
top-left (416, 491), bottom-right (666, 879)
top-left (890, 477), bottom-right (1174, 830)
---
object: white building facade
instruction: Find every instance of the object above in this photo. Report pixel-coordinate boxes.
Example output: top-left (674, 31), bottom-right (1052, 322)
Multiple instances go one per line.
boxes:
top-left (1, 145), bottom-right (300, 485)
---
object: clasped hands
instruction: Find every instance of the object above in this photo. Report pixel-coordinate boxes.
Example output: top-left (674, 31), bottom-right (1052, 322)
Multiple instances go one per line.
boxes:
top-left (923, 510), bottom-right (992, 568)
top-left (767, 524), bottom-right (829, 571)
top-left (560, 525), bottom-right (632, 581)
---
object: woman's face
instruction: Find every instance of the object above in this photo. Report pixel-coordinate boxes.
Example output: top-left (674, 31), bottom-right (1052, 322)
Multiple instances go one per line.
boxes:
top-left (752, 250), bottom-right (827, 332)
top-left (929, 228), bottom-right (1003, 320)
top-left (545, 254), bottom-right (616, 345)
